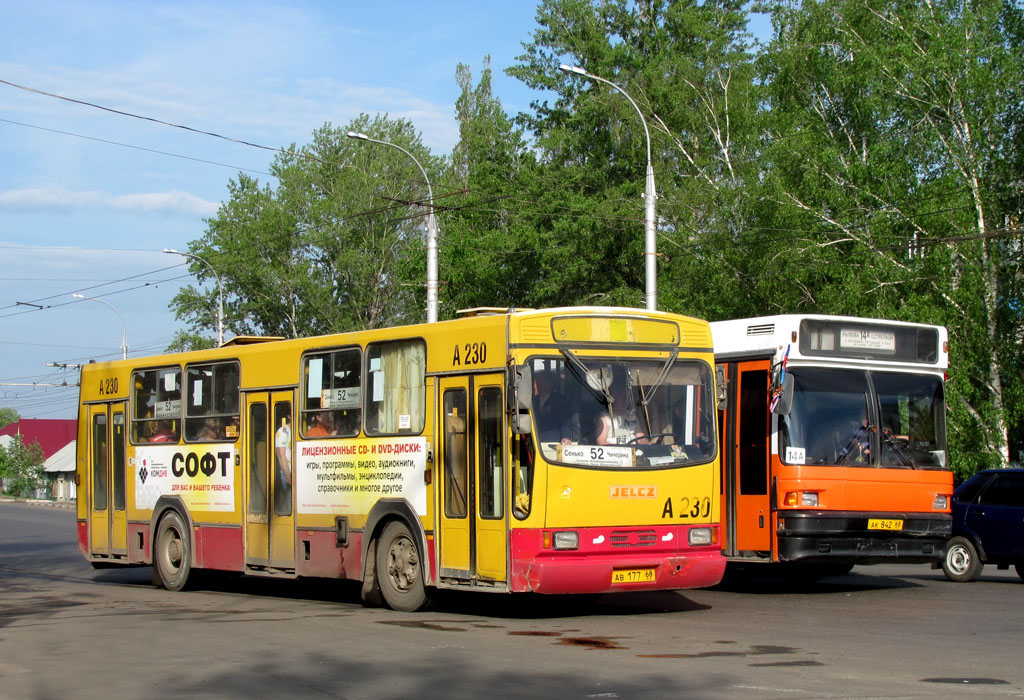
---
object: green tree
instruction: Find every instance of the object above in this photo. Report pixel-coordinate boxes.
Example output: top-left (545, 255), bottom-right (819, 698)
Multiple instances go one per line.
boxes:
top-left (507, 0), bottom-right (761, 315)
top-left (0, 435), bottom-right (45, 498)
top-left (0, 407), bottom-right (19, 429)
top-left (754, 0), bottom-right (1024, 475)
top-left (437, 58), bottom-right (545, 313)
top-left (169, 114), bottom-right (437, 346)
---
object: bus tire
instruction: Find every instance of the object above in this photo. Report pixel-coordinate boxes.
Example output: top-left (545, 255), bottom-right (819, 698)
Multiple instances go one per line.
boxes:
top-left (154, 510), bottom-right (192, 591)
top-left (375, 520), bottom-right (429, 612)
top-left (360, 536), bottom-right (384, 607)
top-left (942, 536), bottom-right (981, 582)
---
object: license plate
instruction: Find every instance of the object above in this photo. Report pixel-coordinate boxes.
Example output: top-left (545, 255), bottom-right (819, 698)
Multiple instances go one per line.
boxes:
top-left (868, 518), bottom-right (903, 531)
top-left (612, 568), bottom-right (656, 584)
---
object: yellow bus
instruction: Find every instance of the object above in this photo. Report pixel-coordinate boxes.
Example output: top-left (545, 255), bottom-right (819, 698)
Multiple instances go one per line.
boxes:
top-left (76, 306), bottom-right (725, 610)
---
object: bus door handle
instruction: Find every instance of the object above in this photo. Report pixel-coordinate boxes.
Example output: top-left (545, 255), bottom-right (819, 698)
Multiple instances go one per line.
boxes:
top-left (759, 515), bottom-right (764, 528)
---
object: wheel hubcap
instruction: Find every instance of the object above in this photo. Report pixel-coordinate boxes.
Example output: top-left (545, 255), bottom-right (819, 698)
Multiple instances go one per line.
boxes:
top-left (166, 533), bottom-right (182, 570)
top-left (388, 537), bottom-right (418, 591)
top-left (949, 546), bottom-right (970, 574)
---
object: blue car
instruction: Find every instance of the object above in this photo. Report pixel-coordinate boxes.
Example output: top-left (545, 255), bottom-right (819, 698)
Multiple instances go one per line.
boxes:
top-left (942, 468), bottom-right (1024, 582)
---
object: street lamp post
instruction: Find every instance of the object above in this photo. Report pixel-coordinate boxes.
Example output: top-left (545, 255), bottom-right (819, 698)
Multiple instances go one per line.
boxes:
top-left (163, 248), bottom-right (224, 346)
top-left (71, 294), bottom-right (128, 360)
top-left (559, 64), bottom-right (658, 311)
top-left (346, 131), bottom-right (439, 324)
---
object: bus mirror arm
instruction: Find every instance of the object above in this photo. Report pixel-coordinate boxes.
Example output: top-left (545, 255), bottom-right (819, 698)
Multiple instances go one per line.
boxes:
top-left (508, 364), bottom-right (533, 435)
top-left (715, 365), bottom-right (728, 410)
top-left (773, 374), bottom-right (795, 416)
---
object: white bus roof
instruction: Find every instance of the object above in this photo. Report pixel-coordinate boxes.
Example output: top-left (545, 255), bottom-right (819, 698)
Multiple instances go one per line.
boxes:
top-left (710, 314), bottom-right (948, 369)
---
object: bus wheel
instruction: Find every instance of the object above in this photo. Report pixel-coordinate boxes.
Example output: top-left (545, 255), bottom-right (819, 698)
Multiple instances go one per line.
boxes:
top-left (376, 521), bottom-right (429, 611)
top-left (942, 537), bottom-right (981, 582)
top-left (154, 510), bottom-right (192, 591)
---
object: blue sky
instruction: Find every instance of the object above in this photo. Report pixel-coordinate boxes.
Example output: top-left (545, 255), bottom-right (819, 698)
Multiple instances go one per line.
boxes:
top-left (1, 2), bottom-right (772, 420)
top-left (0, 1), bottom-right (552, 419)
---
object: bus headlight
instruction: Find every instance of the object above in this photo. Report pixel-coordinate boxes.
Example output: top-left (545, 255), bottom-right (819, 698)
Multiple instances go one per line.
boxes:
top-left (553, 531), bottom-right (579, 550)
top-left (933, 494), bottom-right (949, 510)
top-left (802, 492), bottom-right (819, 507)
top-left (688, 527), bottom-right (712, 546)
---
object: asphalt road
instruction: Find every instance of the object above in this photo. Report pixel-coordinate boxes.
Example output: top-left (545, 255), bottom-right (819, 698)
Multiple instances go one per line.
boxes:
top-left (1, 500), bottom-right (1022, 699)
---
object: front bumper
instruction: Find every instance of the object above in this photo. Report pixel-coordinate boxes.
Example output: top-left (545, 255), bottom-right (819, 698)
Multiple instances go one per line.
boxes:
top-left (776, 511), bottom-right (950, 564)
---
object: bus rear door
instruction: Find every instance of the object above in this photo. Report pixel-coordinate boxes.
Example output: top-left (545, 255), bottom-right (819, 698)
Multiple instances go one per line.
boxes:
top-left (721, 361), bottom-right (772, 557)
top-left (86, 402), bottom-right (128, 557)
top-left (437, 374), bottom-right (507, 585)
top-left (244, 391), bottom-right (295, 570)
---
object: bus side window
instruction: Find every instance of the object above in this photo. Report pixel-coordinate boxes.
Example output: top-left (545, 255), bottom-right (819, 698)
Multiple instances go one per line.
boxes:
top-left (444, 391), bottom-right (468, 518)
top-left (302, 347), bottom-right (361, 438)
top-left (514, 433), bottom-right (533, 519)
top-left (365, 340), bottom-right (425, 436)
top-left (131, 367), bottom-right (181, 444)
top-left (184, 361), bottom-right (240, 442)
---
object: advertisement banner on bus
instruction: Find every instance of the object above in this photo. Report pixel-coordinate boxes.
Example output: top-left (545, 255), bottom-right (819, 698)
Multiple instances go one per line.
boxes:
top-left (295, 436), bottom-right (428, 515)
top-left (133, 445), bottom-right (236, 512)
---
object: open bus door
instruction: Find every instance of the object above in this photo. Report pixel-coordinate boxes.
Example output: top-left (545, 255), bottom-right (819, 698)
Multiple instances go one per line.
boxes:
top-left (86, 402), bottom-right (128, 557)
top-left (720, 361), bottom-right (772, 557)
top-left (437, 374), bottom-right (508, 585)
top-left (244, 391), bottom-right (295, 570)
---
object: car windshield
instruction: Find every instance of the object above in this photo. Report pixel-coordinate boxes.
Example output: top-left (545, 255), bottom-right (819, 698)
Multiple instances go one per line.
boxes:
top-left (529, 356), bottom-right (715, 469)
top-left (780, 368), bottom-right (947, 469)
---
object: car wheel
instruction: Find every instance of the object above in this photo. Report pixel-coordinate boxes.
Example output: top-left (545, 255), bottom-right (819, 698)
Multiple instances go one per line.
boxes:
top-left (942, 536), bottom-right (982, 582)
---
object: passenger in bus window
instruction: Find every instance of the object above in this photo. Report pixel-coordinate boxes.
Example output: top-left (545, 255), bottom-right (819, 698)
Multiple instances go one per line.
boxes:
top-left (275, 410), bottom-right (292, 487)
top-left (306, 411), bottom-right (334, 438)
top-left (596, 378), bottom-right (647, 445)
top-left (839, 414), bottom-right (873, 464)
top-left (150, 420), bottom-right (177, 443)
top-left (197, 418), bottom-right (221, 441)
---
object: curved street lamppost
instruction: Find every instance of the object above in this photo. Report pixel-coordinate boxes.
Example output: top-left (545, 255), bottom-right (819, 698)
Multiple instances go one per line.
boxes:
top-left (346, 131), bottom-right (439, 324)
top-left (72, 293), bottom-right (128, 360)
top-left (163, 248), bottom-right (224, 346)
top-left (559, 64), bottom-right (658, 311)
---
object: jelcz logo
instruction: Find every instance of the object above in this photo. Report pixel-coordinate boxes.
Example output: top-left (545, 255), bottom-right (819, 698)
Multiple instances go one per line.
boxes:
top-left (610, 485), bottom-right (658, 499)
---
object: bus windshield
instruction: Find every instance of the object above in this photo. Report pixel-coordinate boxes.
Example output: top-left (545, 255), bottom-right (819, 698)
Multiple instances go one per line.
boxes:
top-left (780, 367), bottom-right (947, 469)
top-left (529, 356), bottom-right (715, 469)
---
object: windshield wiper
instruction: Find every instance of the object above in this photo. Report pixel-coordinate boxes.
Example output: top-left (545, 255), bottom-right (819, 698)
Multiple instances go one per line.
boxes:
top-left (642, 348), bottom-right (678, 405)
top-left (558, 344), bottom-right (613, 405)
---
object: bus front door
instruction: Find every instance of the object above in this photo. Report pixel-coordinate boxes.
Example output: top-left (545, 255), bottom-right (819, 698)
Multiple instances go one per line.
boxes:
top-left (437, 375), bottom-right (508, 585)
top-left (86, 403), bottom-right (128, 557)
top-left (244, 391), bottom-right (296, 570)
top-left (722, 361), bottom-right (772, 557)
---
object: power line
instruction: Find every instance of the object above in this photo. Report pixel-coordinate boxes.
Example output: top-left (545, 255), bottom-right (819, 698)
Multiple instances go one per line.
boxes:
top-left (0, 117), bottom-right (270, 176)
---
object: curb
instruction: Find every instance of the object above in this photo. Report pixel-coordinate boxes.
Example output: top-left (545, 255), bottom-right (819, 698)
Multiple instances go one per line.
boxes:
top-left (0, 497), bottom-right (76, 510)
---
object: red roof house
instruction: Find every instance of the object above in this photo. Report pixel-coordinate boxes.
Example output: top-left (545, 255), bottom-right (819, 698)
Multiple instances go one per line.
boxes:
top-left (0, 419), bottom-right (77, 459)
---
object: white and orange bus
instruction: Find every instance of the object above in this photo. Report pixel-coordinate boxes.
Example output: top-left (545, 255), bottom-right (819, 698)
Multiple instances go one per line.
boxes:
top-left (77, 307), bottom-right (724, 610)
top-left (712, 315), bottom-right (952, 576)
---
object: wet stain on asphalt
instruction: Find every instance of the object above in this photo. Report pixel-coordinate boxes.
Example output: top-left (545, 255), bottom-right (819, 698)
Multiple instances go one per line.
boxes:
top-left (750, 660), bottom-right (825, 667)
top-left (555, 636), bottom-right (625, 650)
top-left (509, 630), bottom-right (562, 637)
top-left (638, 644), bottom-right (799, 659)
top-left (379, 620), bottom-right (467, 632)
top-left (921, 678), bottom-right (1009, 685)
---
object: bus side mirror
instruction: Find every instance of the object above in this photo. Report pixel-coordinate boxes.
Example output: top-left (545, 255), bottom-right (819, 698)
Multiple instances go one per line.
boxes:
top-left (508, 364), bottom-right (533, 435)
top-left (773, 374), bottom-right (795, 416)
top-left (715, 365), bottom-right (728, 410)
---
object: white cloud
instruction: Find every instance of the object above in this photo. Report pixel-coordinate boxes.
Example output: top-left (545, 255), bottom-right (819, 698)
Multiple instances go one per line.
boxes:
top-left (0, 187), bottom-right (219, 217)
